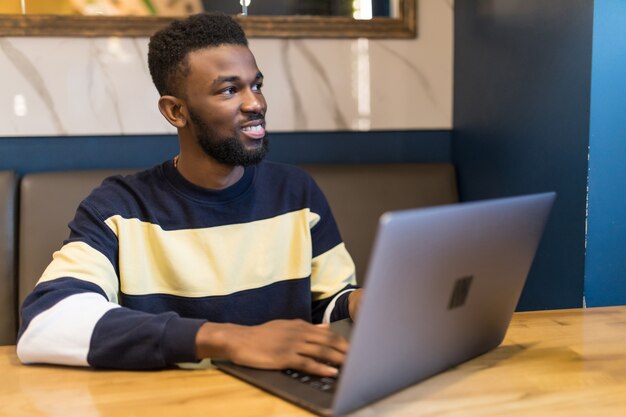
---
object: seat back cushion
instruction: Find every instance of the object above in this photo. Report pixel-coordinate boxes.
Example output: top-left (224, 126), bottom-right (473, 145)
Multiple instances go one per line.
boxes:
top-left (301, 164), bottom-right (458, 285)
top-left (19, 169), bottom-right (137, 307)
top-left (0, 171), bottom-right (17, 344)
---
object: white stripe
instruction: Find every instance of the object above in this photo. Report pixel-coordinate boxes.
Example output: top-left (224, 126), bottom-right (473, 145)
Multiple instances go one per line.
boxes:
top-left (39, 241), bottom-right (119, 303)
top-left (322, 289), bottom-right (356, 324)
top-left (311, 242), bottom-right (357, 300)
top-left (104, 209), bottom-right (319, 297)
top-left (17, 293), bottom-right (120, 366)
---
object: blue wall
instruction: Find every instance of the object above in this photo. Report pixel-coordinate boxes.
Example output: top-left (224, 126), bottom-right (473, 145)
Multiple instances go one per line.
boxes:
top-left (0, 130), bottom-right (451, 175)
top-left (585, 0), bottom-right (626, 306)
top-left (453, 0), bottom-right (594, 310)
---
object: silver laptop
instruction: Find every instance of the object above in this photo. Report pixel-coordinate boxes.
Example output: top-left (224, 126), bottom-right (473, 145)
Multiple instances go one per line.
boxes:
top-left (214, 192), bottom-right (556, 416)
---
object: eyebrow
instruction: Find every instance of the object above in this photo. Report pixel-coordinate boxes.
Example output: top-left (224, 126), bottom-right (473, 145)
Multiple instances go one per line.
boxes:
top-left (212, 72), bottom-right (264, 86)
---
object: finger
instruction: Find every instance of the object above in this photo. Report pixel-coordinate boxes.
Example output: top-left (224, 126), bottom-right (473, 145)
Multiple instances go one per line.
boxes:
top-left (278, 321), bottom-right (347, 351)
top-left (303, 330), bottom-right (349, 354)
top-left (295, 342), bottom-right (348, 367)
top-left (291, 356), bottom-right (340, 377)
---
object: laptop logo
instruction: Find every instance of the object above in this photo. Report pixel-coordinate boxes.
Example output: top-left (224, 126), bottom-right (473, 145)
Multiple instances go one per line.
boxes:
top-left (448, 275), bottom-right (473, 310)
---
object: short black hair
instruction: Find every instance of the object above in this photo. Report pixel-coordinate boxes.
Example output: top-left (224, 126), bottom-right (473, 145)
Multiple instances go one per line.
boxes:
top-left (148, 13), bottom-right (248, 96)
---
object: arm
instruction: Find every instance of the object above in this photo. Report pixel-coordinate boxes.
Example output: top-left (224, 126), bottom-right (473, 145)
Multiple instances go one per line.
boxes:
top-left (348, 288), bottom-right (363, 320)
top-left (18, 247), bottom-right (348, 373)
top-left (17, 200), bottom-right (205, 369)
top-left (18, 196), bottom-right (351, 374)
top-left (195, 320), bottom-right (348, 377)
top-left (306, 176), bottom-right (361, 323)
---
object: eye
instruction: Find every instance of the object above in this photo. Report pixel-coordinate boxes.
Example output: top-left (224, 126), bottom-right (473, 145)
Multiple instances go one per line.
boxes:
top-left (221, 86), bottom-right (237, 96)
top-left (252, 82), bottom-right (263, 92)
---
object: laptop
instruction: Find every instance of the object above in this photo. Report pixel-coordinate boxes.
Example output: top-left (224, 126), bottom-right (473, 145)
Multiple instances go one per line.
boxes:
top-left (214, 192), bottom-right (556, 416)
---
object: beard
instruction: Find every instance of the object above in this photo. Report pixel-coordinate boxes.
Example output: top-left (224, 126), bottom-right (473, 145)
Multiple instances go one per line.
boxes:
top-left (189, 110), bottom-right (269, 167)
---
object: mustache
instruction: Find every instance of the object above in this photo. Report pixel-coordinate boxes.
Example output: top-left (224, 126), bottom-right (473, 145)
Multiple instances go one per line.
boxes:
top-left (246, 112), bottom-right (265, 121)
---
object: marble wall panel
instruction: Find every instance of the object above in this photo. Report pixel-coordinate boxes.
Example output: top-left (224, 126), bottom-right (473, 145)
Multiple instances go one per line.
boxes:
top-left (0, 0), bottom-right (452, 136)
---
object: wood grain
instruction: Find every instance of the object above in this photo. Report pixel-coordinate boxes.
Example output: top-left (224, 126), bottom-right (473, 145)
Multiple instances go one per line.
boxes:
top-left (1, 306), bottom-right (625, 416)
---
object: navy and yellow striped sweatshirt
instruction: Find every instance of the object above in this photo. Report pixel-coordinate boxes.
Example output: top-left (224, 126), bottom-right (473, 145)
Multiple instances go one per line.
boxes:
top-left (17, 160), bottom-right (357, 369)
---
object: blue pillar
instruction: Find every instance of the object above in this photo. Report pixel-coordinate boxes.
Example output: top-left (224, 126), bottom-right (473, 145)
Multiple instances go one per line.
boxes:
top-left (453, 0), bottom-right (593, 310)
top-left (585, 0), bottom-right (626, 306)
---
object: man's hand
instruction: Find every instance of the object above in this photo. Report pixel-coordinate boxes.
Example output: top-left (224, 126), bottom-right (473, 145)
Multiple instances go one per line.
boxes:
top-left (348, 289), bottom-right (364, 321)
top-left (196, 320), bottom-right (348, 377)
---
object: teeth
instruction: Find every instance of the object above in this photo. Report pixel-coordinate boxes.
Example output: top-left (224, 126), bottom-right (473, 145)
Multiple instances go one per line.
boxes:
top-left (242, 125), bottom-right (263, 132)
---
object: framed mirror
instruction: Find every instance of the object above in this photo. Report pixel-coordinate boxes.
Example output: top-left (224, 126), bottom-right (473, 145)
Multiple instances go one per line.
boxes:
top-left (0, 0), bottom-right (416, 38)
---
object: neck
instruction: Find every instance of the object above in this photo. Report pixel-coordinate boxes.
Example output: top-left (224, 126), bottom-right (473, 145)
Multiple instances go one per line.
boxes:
top-left (174, 154), bottom-right (245, 190)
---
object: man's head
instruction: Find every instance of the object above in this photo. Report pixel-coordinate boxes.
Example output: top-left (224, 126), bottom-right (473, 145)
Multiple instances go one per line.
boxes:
top-left (148, 13), bottom-right (248, 97)
top-left (148, 13), bottom-right (268, 168)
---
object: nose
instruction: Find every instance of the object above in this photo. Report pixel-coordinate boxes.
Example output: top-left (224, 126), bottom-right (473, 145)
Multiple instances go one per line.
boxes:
top-left (241, 89), bottom-right (265, 114)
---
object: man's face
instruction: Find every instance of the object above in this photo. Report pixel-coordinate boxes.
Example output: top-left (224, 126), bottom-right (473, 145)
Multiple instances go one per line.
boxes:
top-left (182, 45), bottom-right (268, 166)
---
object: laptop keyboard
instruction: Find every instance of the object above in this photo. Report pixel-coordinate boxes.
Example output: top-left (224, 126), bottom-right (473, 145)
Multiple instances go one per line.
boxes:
top-left (282, 369), bottom-right (338, 393)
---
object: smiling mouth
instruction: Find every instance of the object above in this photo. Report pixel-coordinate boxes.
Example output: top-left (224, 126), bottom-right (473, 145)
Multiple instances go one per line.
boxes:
top-left (242, 125), bottom-right (264, 133)
top-left (241, 123), bottom-right (266, 140)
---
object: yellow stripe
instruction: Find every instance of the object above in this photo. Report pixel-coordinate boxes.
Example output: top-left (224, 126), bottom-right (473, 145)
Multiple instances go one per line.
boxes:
top-left (311, 243), bottom-right (357, 300)
top-left (104, 209), bottom-right (321, 297)
top-left (39, 241), bottom-right (119, 303)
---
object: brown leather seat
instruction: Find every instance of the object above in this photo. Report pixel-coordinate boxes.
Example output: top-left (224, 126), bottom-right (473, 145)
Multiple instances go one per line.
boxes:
top-left (301, 164), bottom-right (458, 284)
top-left (0, 171), bottom-right (17, 345)
top-left (18, 169), bottom-right (138, 308)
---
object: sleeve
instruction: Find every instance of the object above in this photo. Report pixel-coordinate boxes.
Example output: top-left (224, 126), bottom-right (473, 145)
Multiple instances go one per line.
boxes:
top-left (306, 178), bottom-right (359, 324)
top-left (16, 198), bottom-right (206, 370)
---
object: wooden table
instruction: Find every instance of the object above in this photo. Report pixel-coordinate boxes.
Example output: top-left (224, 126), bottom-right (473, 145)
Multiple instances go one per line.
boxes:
top-left (1, 306), bottom-right (626, 416)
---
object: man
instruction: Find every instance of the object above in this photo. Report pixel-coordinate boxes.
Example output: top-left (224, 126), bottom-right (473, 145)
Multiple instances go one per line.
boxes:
top-left (17, 13), bottom-right (362, 377)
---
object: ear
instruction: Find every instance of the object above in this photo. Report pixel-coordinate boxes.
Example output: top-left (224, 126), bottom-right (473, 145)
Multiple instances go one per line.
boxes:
top-left (158, 95), bottom-right (188, 128)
